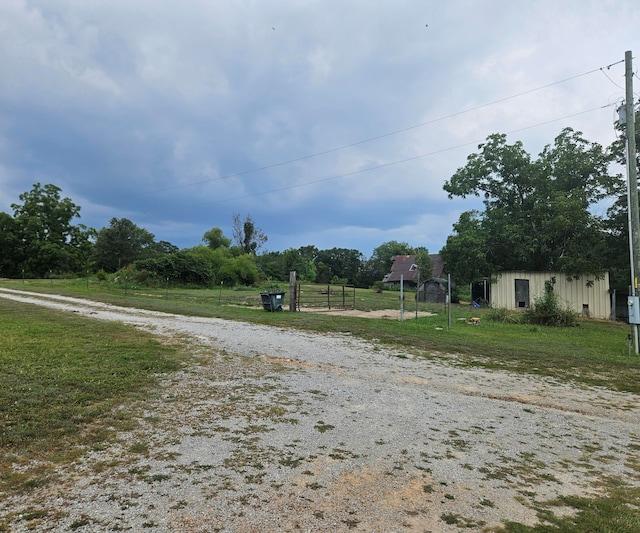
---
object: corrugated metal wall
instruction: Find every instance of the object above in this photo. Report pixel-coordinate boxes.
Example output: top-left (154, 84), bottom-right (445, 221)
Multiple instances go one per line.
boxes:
top-left (491, 272), bottom-right (611, 319)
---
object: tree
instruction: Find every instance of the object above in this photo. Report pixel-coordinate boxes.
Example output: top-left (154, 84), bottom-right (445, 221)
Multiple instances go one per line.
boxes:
top-left (315, 248), bottom-right (364, 284)
top-left (255, 250), bottom-right (287, 281)
top-left (93, 217), bottom-right (156, 272)
top-left (0, 212), bottom-right (19, 277)
top-left (363, 240), bottom-right (412, 287)
top-left (203, 227), bottom-right (231, 249)
top-left (441, 129), bottom-right (621, 284)
top-left (412, 246), bottom-right (433, 279)
top-left (232, 213), bottom-right (267, 254)
top-left (440, 211), bottom-right (492, 285)
top-left (146, 240), bottom-right (179, 257)
top-left (11, 183), bottom-right (94, 277)
top-left (604, 108), bottom-right (640, 288)
top-left (282, 247), bottom-right (317, 282)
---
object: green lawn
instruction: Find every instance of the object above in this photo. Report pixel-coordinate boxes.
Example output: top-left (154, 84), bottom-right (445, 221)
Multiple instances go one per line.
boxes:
top-left (2, 278), bottom-right (637, 393)
top-left (0, 298), bottom-right (181, 494)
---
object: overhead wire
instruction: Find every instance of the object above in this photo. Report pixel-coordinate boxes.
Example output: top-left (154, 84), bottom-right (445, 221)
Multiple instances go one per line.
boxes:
top-left (171, 103), bottom-right (614, 210)
top-left (144, 60), bottom-right (625, 195)
top-left (600, 67), bottom-right (624, 90)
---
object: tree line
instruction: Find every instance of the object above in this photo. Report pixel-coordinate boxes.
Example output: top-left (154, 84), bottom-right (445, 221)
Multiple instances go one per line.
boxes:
top-left (0, 183), bottom-right (429, 288)
top-left (2, 117), bottom-right (637, 290)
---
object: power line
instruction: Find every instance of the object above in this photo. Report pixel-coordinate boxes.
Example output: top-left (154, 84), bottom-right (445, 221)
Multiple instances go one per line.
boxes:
top-left (144, 61), bottom-right (624, 195)
top-left (171, 103), bottom-right (613, 210)
top-left (600, 67), bottom-right (624, 90)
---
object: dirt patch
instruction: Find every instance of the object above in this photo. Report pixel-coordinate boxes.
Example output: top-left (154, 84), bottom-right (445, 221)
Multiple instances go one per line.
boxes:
top-left (297, 307), bottom-right (436, 319)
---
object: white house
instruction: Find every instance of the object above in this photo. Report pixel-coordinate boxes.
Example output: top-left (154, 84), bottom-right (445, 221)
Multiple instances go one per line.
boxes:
top-left (490, 271), bottom-right (611, 320)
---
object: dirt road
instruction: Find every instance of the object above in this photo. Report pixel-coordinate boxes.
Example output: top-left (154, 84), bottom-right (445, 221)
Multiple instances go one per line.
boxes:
top-left (1, 288), bottom-right (639, 532)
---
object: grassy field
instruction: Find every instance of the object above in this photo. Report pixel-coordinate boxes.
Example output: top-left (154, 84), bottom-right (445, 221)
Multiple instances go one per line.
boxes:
top-left (0, 298), bottom-right (182, 494)
top-left (1, 278), bottom-right (640, 531)
top-left (3, 278), bottom-right (639, 394)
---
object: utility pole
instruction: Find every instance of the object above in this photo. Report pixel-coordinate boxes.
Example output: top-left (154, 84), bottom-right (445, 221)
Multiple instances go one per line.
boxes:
top-left (625, 50), bottom-right (640, 354)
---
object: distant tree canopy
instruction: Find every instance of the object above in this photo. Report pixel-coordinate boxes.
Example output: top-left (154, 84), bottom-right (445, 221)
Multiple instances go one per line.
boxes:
top-left (366, 241), bottom-right (412, 284)
top-left (412, 247), bottom-right (433, 280)
top-left (3, 188), bottom-right (434, 288)
top-left (93, 217), bottom-right (157, 272)
top-left (440, 128), bottom-right (624, 285)
top-left (8, 183), bottom-right (94, 277)
top-left (203, 227), bottom-right (232, 250)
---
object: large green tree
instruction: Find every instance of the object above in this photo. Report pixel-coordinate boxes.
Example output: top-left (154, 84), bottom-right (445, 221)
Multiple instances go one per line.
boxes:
top-left (412, 246), bottom-right (433, 279)
top-left (603, 108), bottom-right (640, 289)
top-left (441, 128), bottom-right (623, 284)
top-left (93, 217), bottom-right (156, 272)
top-left (11, 183), bottom-right (94, 277)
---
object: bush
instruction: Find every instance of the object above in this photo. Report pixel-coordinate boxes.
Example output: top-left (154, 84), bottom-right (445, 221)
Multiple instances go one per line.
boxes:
top-left (524, 281), bottom-right (578, 327)
top-left (372, 281), bottom-right (385, 292)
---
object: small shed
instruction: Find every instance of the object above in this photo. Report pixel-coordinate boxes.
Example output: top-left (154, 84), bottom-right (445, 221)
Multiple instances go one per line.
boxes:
top-left (490, 271), bottom-right (611, 319)
top-left (418, 278), bottom-right (449, 303)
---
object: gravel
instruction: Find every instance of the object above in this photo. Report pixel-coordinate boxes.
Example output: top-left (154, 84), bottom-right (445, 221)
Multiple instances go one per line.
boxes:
top-left (1, 287), bottom-right (639, 532)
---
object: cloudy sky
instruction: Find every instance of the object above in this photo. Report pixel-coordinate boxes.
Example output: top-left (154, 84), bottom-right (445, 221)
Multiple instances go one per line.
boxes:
top-left (0, 1), bottom-right (637, 258)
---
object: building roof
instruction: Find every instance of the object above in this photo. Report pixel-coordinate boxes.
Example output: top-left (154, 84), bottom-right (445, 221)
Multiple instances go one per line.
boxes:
top-left (382, 253), bottom-right (445, 284)
top-left (382, 255), bottom-right (421, 283)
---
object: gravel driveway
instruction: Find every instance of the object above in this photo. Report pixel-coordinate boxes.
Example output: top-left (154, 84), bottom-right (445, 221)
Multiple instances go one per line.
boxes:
top-left (1, 288), bottom-right (639, 532)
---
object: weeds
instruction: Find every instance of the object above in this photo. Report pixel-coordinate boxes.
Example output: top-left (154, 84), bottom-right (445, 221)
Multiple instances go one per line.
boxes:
top-left (524, 280), bottom-right (578, 327)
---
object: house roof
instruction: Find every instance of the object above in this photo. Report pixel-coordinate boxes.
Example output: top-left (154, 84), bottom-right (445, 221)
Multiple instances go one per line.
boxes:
top-left (382, 253), bottom-right (446, 283)
top-left (382, 255), bottom-right (421, 283)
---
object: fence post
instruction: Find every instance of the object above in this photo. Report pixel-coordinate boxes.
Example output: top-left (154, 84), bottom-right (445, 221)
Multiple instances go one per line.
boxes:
top-left (289, 271), bottom-right (297, 311)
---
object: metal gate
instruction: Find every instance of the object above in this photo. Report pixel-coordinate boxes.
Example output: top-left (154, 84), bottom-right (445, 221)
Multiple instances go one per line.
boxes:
top-left (296, 284), bottom-right (356, 310)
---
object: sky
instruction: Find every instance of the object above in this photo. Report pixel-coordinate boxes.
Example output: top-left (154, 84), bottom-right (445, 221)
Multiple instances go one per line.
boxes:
top-left (0, 0), bottom-right (638, 259)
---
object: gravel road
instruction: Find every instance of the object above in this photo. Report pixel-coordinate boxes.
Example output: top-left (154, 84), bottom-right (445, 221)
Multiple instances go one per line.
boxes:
top-left (1, 287), bottom-right (639, 532)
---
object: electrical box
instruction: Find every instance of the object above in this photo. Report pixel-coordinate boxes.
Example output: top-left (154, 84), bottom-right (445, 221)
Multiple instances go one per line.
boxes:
top-left (628, 296), bottom-right (640, 324)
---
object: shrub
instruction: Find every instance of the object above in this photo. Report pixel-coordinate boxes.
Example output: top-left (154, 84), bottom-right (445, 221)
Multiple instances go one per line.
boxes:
top-left (524, 280), bottom-right (578, 327)
top-left (372, 281), bottom-right (385, 292)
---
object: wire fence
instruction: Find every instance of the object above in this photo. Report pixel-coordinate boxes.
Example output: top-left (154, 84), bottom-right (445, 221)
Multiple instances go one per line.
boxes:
top-left (296, 284), bottom-right (356, 310)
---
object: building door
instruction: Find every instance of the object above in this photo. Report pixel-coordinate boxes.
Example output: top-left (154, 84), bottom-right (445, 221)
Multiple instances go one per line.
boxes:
top-left (515, 279), bottom-right (529, 308)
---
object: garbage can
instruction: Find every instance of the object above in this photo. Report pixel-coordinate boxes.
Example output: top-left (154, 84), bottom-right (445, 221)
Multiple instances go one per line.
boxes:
top-left (260, 291), bottom-right (285, 312)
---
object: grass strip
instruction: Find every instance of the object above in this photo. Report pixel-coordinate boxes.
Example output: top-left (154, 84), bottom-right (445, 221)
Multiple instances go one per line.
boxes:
top-left (0, 298), bottom-right (181, 492)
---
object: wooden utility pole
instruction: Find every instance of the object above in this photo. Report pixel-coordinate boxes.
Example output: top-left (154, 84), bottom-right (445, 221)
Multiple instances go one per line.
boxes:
top-left (625, 50), bottom-right (640, 353)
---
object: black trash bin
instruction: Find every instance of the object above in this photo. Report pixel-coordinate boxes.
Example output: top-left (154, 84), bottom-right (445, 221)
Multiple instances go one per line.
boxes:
top-left (260, 291), bottom-right (285, 312)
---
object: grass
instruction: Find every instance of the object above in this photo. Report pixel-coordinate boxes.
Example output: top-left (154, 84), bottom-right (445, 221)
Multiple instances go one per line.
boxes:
top-left (497, 480), bottom-right (640, 533)
top-left (3, 278), bottom-right (639, 394)
top-left (0, 298), bottom-right (181, 494)
top-left (1, 278), bottom-right (640, 532)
